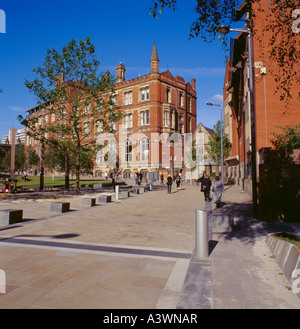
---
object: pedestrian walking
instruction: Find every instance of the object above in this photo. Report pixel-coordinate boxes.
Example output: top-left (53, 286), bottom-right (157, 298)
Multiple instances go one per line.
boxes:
top-left (175, 174), bottom-right (181, 190)
top-left (160, 173), bottom-right (164, 185)
top-left (167, 174), bottom-right (172, 194)
top-left (212, 176), bottom-right (224, 208)
top-left (201, 174), bottom-right (211, 201)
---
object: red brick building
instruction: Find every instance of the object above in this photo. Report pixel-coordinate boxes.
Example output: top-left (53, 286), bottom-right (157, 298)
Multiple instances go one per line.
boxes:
top-left (26, 43), bottom-right (197, 179)
top-left (223, 0), bottom-right (300, 195)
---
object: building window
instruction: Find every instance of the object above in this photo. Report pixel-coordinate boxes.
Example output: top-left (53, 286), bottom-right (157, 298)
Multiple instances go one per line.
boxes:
top-left (163, 111), bottom-right (169, 127)
top-left (125, 139), bottom-right (132, 162)
top-left (58, 107), bottom-right (66, 120)
top-left (124, 91), bottom-right (133, 106)
top-left (84, 121), bottom-right (91, 135)
top-left (96, 119), bottom-right (103, 133)
top-left (140, 110), bottom-right (150, 126)
top-left (140, 86), bottom-right (150, 102)
top-left (179, 123), bottom-right (184, 134)
top-left (187, 97), bottom-right (192, 112)
top-left (124, 113), bottom-right (133, 129)
top-left (140, 138), bottom-right (149, 161)
top-left (170, 110), bottom-right (175, 129)
top-left (179, 92), bottom-right (184, 108)
top-left (179, 115), bottom-right (184, 134)
top-left (166, 87), bottom-right (171, 103)
top-left (96, 147), bottom-right (103, 165)
top-left (84, 104), bottom-right (91, 115)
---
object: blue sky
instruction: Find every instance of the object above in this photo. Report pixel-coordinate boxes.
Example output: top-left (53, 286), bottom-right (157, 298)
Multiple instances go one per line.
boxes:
top-left (0, 0), bottom-right (228, 140)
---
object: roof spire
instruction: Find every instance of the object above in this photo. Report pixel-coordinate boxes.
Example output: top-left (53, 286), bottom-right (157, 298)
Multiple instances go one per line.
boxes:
top-left (151, 42), bottom-right (159, 62)
top-left (150, 42), bottom-right (159, 73)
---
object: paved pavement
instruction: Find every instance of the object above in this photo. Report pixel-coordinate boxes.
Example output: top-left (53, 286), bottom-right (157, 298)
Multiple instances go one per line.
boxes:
top-left (0, 180), bottom-right (299, 309)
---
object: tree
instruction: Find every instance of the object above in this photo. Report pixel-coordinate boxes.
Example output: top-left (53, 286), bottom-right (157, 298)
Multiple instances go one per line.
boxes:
top-left (149, 0), bottom-right (299, 102)
top-left (15, 142), bottom-right (25, 172)
top-left (270, 124), bottom-right (300, 161)
top-left (206, 120), bottom-right (232, 174)
top-left (26, 145), bottom-right (40, 171)
top-left (1, 142), bottom-right (25, 172)
top-left (19, 37), bottom-right (123, 194)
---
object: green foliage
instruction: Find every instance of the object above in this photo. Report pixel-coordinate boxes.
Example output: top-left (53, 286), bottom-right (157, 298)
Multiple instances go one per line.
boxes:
top-left (149, 0), bottom-right (299, 101)
top-left (18, 37), bottom-right (123, 194)
top-left (206, 120), bottom-right (232, 165)
top-left (26, 145), bottom-right (40, 169)
top-left (1, 143), bottom-right (25, 172)
top-left (270, 124), bottom-right (300, 161)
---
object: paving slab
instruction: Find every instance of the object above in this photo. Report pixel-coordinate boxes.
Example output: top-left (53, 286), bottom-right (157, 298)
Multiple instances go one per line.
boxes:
top-left (0, 182), bottom-right (299, 309)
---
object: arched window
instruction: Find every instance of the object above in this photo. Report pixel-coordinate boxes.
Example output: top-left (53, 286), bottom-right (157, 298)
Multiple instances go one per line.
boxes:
top-left (125, 139), bottom-right (132, 162)
top-left (140, 138), bottom-right (149, 161)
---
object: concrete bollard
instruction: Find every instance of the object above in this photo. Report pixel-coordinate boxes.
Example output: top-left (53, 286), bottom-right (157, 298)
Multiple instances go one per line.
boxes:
top-left (115, 185), bottom-right (119, 200)
top-left (195, 209), bottom-right (209, 258)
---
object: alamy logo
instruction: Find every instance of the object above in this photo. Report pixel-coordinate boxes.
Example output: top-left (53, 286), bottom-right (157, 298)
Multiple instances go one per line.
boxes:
top-left (292, 9), bottom-right (300, 33)
top-left (0, 9), bottom-right (5, 33)
top-left (0, 269), bottom-right (6, 293)
top-left (292, 269), bottom-right (300, 294)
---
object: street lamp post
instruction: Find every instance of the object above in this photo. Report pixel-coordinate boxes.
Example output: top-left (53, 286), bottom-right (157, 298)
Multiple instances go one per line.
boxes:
top-left (216, 23), bottom-right (258, 218)
top-left (206, 102), bottom-right (224, 186)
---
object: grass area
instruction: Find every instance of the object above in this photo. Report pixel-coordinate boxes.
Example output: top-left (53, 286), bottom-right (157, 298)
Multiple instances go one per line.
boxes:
top-left (274, 232), bottom-right (300, 250)
top-left (0, 174), bottom-right (109, 187)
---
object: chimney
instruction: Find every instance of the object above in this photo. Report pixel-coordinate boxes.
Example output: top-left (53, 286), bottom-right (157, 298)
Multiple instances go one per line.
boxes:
top-left (116, 63), bottom-right (125, 83)
top-left (191, 78), bottom-right (196, 90)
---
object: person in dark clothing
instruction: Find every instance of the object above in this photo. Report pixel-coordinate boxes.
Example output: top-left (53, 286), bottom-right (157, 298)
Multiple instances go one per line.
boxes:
top-left (167, 175), bottom-right (173, 194)
top-left (160, 173), bottom-right (164, 185)
top-left (175, 174), bottom-right (181, 190)
top-left (201, 174), bottom-right (211, 201)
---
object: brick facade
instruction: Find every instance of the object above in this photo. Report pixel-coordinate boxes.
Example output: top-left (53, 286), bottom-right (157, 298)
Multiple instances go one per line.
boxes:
top-left (26, 43), bottom-right (197, 179)
top-left (223, 0), bottom-right (300, 195)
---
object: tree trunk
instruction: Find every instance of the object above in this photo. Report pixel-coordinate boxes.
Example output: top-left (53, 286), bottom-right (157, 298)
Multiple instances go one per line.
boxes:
top-left (75, 149), bottom-right (80, 195)
top-left (40, 141), bottom-right (45, 190)
top-left (65, 153), bottom-right (69, 189)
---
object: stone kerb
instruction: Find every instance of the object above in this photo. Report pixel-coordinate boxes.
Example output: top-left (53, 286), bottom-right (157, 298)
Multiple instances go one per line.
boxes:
top-left (266, 233), bottom-right (300, 299)
top-left (82, 198), bottom-right (96, 207)
top-left (0, 209), bottom-right (23, 225)
top-left (50, 202), bottom-right (70, 213)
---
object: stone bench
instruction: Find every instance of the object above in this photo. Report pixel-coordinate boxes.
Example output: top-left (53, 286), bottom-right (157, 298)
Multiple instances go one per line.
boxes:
top-left (82, 198), bottom-right (96, 207)
top-left (98, 195), bottom-right (112, 203)
top-left (130, 188), bottom-right (140, 194)
top-left (50, 202), bottom-right (70, 213)
top-left (120, 191), bottom-right (131, 198)
top-left (0, 209), bottom-right (23, 225)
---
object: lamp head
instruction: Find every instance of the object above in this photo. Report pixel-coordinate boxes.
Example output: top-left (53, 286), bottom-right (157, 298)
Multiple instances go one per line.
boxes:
top-left (216, 25), bottom-right (230, 35)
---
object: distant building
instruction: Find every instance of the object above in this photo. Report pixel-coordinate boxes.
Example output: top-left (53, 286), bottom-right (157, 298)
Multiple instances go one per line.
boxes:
top-left (2, 128), bottom-right (25, 145)
top-left (192, 123), bottom-right (217, 178)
